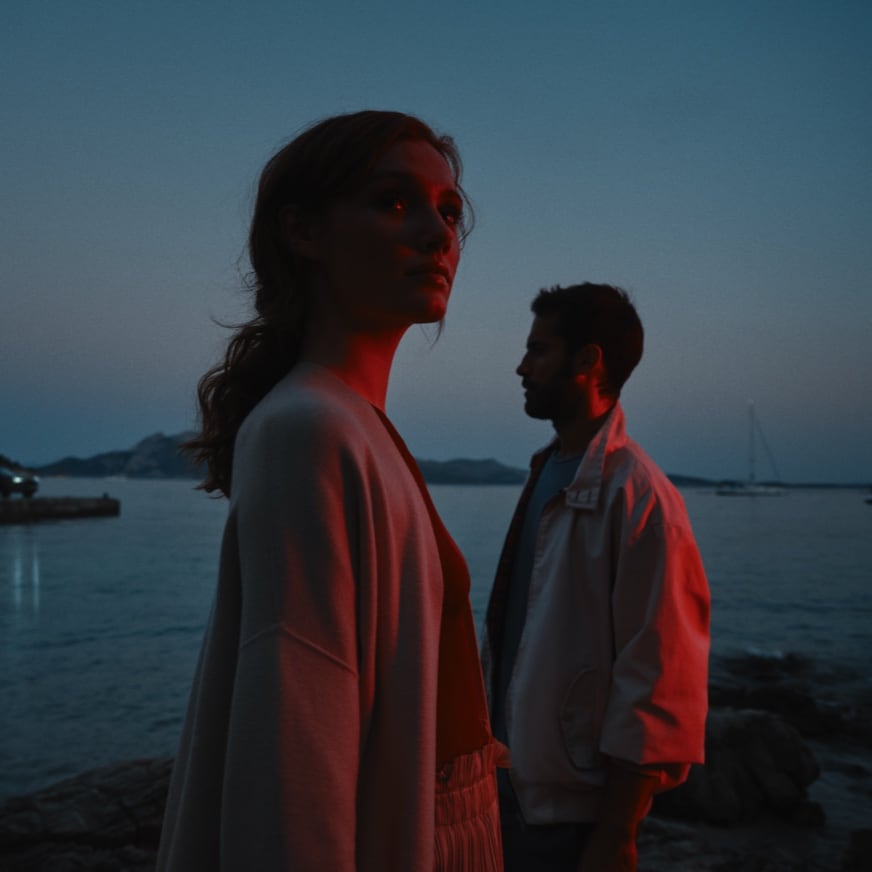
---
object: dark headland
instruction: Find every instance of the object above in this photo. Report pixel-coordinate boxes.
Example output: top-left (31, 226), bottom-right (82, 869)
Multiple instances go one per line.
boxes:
top-left (24, 432), bottom-right (872, 489)
top-left (29, 432), bottom-right (531, 486)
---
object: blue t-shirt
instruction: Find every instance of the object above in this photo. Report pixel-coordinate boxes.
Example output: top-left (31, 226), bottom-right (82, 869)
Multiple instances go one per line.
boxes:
top-left (493, 448), bottom-right (583, 745)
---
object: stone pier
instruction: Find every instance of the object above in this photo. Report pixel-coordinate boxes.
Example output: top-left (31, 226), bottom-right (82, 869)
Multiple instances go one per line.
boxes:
top-left (0, 496), bottom-right (120, 524)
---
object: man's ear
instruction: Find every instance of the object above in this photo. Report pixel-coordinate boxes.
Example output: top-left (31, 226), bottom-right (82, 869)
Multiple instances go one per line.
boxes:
top-left (280, 206), bottom-right (322, 260)
top-left (572, 343), bottom-right (603, 376)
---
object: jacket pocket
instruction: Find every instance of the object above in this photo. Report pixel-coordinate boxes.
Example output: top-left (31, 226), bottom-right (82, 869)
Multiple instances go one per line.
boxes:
top-left (559, 667), bottom-right (605, 770)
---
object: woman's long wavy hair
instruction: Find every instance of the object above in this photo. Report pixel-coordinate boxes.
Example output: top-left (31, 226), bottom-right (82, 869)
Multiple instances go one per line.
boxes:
top-left (186, 110), bottom-right (471, 497)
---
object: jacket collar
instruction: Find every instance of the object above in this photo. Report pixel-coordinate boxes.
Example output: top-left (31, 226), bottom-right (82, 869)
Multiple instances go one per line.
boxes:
top-left (530, 403), bottom-right (628, 512)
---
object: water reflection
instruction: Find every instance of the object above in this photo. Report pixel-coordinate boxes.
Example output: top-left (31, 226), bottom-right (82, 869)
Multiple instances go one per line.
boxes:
top-left (2, 527), bottom-right (41, 615)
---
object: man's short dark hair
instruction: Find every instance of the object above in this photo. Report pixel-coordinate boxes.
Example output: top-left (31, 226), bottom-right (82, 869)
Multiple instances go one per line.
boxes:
top-left (531, 283), bottom-right (644, 398)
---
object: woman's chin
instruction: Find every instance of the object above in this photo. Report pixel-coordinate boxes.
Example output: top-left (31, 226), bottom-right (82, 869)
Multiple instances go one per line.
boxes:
top-left (414, 292), bottom-right (450, 324)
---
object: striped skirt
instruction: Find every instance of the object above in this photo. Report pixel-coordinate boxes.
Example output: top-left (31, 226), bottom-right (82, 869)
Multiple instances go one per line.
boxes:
top-left (434, 741), bottom-right (508, 871)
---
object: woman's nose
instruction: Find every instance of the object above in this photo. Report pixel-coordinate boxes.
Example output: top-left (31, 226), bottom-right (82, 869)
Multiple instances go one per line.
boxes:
top-left (420, 206), bottom-right (452, 252)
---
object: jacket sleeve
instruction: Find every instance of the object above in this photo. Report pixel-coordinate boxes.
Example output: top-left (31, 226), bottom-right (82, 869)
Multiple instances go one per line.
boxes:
top-left (600, 510), bottom-right (711, 768)
top-left (220, 410), bottom-right (369, 870)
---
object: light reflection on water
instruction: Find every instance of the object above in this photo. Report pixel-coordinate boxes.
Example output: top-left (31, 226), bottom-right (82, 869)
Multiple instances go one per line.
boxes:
top-left (7, 526), bottom-right (41, 615)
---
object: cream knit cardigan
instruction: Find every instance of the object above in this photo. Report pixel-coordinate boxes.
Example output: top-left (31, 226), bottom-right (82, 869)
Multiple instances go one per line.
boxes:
top-left (157, 363), bottom-right (445, 871)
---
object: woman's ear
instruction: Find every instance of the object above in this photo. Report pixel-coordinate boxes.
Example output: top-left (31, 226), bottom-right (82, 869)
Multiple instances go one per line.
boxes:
top-left (280, 206), bottom-right (322, 260)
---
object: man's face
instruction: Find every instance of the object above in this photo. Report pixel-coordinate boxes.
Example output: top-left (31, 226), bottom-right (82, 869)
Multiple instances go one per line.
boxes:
top-left (516, 315), bottom-right (579, 422)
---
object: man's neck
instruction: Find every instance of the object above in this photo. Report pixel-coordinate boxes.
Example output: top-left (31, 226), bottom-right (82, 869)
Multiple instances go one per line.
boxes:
top-left (553, 399), bottom-right (616, 457)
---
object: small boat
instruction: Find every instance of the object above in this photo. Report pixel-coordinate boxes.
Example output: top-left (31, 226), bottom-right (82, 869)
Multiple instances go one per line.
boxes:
top-left (717, 482), bottom-right (785, 497)
top-left (716, 402), bottom-right (784, 497)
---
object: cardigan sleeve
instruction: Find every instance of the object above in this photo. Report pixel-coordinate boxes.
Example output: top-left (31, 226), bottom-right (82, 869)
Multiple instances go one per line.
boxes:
top-left (219, 407), bottom-right (370, 870)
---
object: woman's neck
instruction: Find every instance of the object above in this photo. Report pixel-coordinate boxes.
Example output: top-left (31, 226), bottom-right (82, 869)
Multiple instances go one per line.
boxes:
top-left (298, 325), bottom-right (406, 409)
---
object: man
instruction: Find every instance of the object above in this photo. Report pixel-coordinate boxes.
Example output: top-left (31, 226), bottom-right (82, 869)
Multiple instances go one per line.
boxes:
top-left (482, 283), bottom-right (710, 871)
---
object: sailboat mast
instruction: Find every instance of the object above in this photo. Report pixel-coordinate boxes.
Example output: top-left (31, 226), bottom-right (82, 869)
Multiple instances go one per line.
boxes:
top-left (716, 401), bottom-right (783, 495)
top-left (748, 401), bottom-right (756, 484)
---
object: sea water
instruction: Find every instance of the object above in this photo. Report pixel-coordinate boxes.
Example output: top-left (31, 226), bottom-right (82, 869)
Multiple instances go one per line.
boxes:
top-left (1, 477), bottom-right (870, 799)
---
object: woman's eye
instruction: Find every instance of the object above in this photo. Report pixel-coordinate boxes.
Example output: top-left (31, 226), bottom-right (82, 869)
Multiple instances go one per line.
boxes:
top-left (378, 194), bottom-right (406, 213)
top-left (440, 205), bottom-right (462, 228)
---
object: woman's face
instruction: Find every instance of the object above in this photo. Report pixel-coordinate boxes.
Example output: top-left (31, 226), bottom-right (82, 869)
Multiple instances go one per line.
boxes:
top-left (303, 139), bottom-right (463, 333)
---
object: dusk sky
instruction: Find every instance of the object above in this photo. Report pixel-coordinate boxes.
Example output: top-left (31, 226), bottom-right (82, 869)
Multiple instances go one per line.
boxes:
top-left (3, 1), bottom-right (870, 483)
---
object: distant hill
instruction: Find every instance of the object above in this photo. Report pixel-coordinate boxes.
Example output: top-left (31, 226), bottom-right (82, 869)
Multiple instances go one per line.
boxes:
top-left (35, 433), bottom-right (203, 480)
top-left (417, 458), bottom-right (526, 485)
top-left (33, 433), bottom-right (528, 485)
top-left (28, 438), bottom-right (866, 490)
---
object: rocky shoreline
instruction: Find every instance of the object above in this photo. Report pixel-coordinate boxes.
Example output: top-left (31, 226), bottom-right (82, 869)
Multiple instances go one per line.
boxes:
top-left (1, 651), bottom-right (869, 871)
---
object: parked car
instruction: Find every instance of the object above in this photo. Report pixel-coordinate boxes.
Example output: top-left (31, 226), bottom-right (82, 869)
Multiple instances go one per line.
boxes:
top-left (0, 464), bottom-right (39, 498)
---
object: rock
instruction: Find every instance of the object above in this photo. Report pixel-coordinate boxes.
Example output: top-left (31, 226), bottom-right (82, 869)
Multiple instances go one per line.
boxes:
top-left (842, 829), bottom-right (872, 871)
top-left (0, 758), bottom-right (171, 871)
top-left (0, 712), bottom-right (852, 871)
top-left (653, 709), bottom-right (822, 826)
top-left (708, 651), bottom-right (872, 746)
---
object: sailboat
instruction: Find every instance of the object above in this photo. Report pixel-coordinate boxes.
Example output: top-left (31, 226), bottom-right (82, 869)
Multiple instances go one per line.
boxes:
top-left (716, 402), bottom-right (785, 496)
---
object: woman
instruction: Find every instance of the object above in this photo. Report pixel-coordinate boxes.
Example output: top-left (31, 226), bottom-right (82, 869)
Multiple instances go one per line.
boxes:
top-left (156, 111), bottom-right (504, 871)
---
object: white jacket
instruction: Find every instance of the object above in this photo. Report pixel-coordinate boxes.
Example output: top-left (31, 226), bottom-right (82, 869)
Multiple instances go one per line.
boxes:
top-left (481, 404), bottom-right (710, 824)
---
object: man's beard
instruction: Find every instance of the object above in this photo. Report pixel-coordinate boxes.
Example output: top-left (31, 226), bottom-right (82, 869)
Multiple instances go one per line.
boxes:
top-left (523, 385), bottom-right (564, 421)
